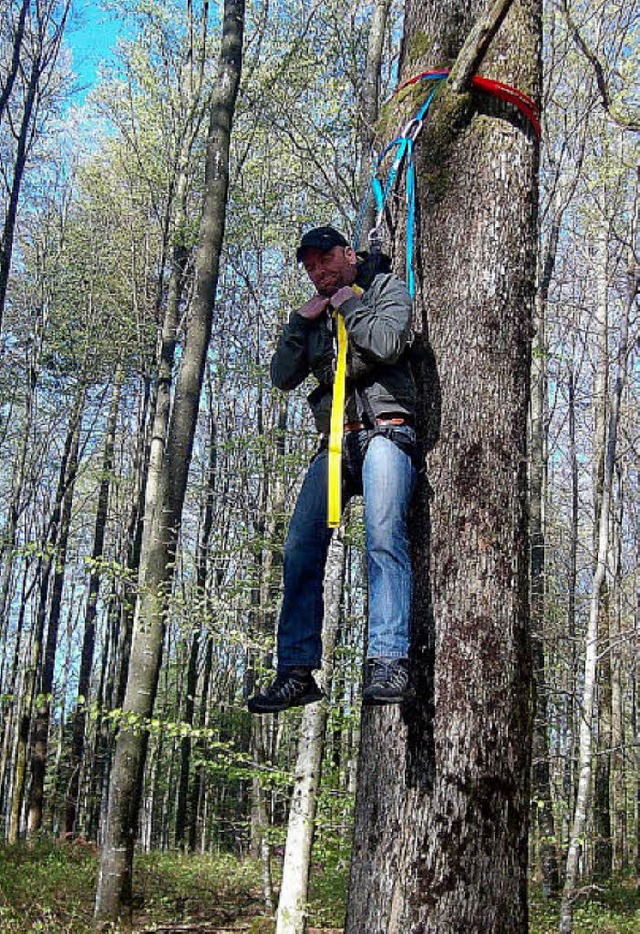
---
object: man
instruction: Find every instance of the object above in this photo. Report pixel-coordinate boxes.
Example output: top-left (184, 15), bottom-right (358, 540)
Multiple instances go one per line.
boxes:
top-left (248, 226), bottom-right (417, 713)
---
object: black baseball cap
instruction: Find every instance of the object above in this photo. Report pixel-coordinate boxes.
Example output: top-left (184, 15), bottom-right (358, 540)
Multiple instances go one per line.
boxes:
top-left (296, 226), bottom-right (349, 262)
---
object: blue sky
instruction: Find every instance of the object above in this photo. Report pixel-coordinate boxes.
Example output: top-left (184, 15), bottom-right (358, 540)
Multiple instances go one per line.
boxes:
top-left (65, 1), bottom-right (123, 98)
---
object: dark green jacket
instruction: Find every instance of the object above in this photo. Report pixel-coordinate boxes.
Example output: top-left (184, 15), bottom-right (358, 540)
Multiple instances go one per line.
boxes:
top-left (270, 255), bottom-right (415, 434)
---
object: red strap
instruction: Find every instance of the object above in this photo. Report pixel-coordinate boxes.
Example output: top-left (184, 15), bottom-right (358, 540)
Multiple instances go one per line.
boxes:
top-left (395, 68), bottom-right (541, 138)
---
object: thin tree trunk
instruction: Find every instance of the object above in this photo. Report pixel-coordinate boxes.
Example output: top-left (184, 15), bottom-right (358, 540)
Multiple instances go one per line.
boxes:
top-left (7, 385), bottom-right (83, 842)
top-left (610, 466), bottom-right (626, 871)
top-left (356, 0), bottom-right (392, 247)
top-left (0, 0), bottom-right (29, 126)
top-left (94, 2), bottom-right (244, 923)
top-left (62, 370), bottom-right (122, 838)
top-left (0, 0), bottom-right (69, 333)
top-left (0, 569), bottom-right (35, 825)
top-left (28, 387), bottom-right (84, 835)
top-left (175, 407), bottom-right (217, 848)
top-left (592, 226), bottom-right (612, 883)
top-left (346, 0), bottom-right (540, 929)
top-left (530, 222), bottom-right (560, 896)
top-left (565, 362), bottom-right (579, 835)
top-left (276, 531), bottom-right (346, 934)
top-left (558, 221), bottom-right (635, 934)
top-left (0, 326), bottom-right (39, 644)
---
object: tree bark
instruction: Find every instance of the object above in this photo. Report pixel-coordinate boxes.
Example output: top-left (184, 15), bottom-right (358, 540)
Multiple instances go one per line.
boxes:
top-left (610, 468), bottom-right (626, 871)
top-left (175, 408), bottom-right (217, 848)
top-left (27, 385), bottom-right (84, 835)
top-left (94, 1), bottom-right (244, 924)
top-left (558, 220), bottom-right (635, 934)
top-left (529, 218), bottom-right (560, 897)
top-left (62, 370), bottom-right (122, 838)
top-left (356, 0), bottom-right (392, 247)
top-left (346, 1), bottom-right (540, 930)
top-left (592, 225), bottom-right (612, 883)
top-left (276, 531), bottom-right (345, 934)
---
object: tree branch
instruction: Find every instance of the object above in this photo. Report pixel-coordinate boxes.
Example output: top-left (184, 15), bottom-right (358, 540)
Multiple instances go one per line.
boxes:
top-left (558, 0), bottom-right (640, 132)
top-left (448, 0), bottom-right (516, 93)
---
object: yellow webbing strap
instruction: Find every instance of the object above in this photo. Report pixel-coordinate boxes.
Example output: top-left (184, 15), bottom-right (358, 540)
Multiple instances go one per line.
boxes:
top-left (327, 284), bottom-right (363, 528)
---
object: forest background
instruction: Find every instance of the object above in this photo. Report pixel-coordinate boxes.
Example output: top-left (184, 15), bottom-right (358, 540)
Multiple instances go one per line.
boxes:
top-left (0, 0), bottom-right (638, 932)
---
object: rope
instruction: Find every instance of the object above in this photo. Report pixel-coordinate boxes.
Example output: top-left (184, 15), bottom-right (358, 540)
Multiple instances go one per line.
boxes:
top-left (344, 70), bottom-right (540, 523)
top-left (352, 69), bottom-right (540, 290)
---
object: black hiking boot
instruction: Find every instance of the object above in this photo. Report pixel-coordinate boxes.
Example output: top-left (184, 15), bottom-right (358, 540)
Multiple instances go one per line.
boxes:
top-left (362, 657), bottom-right (409, 706)
top-left (247, 668), bottom-right (324, 714)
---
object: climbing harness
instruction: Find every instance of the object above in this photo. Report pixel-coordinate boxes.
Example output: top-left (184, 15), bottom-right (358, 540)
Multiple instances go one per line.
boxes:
top-left (327, 284), bottom-right (364, 528)
top-left (330, 70), bottom-right (539, 526)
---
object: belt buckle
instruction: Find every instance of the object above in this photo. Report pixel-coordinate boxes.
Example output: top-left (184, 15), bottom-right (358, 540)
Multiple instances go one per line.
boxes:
top-left (375, 416), bottom-right (406, 427)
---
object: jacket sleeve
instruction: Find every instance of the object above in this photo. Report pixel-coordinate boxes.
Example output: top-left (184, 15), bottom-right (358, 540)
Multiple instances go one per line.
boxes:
top-left (270, 311), bottom-right (313, 390)
top-left (340, 274), bottom-right (412, 365)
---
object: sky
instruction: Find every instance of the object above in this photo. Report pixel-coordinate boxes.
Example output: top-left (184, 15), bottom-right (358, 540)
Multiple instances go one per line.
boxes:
top-left (64, 1), bottom-right (123, 99)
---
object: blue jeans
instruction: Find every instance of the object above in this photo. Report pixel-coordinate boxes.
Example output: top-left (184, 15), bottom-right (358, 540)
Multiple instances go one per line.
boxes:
top-left (277, 426), bottom-right (417, 672)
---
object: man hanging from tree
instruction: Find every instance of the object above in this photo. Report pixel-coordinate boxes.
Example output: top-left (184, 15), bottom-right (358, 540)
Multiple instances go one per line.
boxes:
top-left (248, 226), bottom-right (418, 713)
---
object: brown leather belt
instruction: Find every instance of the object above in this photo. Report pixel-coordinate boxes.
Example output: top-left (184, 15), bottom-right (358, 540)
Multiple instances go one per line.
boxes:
top-left (343, 417), bottom-right (410, 432)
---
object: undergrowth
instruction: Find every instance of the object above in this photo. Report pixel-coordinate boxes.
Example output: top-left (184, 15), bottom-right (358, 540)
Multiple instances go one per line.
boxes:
top-left (0, 841), bottom-right (637, 933)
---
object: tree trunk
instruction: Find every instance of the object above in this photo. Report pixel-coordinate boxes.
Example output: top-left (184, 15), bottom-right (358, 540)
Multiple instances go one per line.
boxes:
top-left (592, 226), bottom-right (612, 883)
top-left (610, 467), bottom-right (626, 871)
top-left (558, 227), bottom-right (634, 934)
top-left (530, 221), bottom-right (560, 897)
top-left (356, 0), bottom-right (392, 247)
top-left (276, 531), bottom-right (345, 934)
top-left (175, 408), bottom-right (218, 849)
top-left (0, 0), bottom-right (69, 333)
top-left (62, 370), bottom-right (122, 838)
top-left (346, 1), bottom-right (540, 930)
top-left (565, 362), bottom-right (579, 834)
top-left (0, 0), bottom-right (29, 126)
top-left (94, 1), bottom-right (244, 924)
top-left (27, 386), bottom-right (84, 835)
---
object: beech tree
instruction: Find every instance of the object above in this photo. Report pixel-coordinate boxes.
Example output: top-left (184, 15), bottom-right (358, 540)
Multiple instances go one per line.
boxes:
top-left (94, 0), bottom-right (245, 924)
top-left (346, 0), bottom-right (540, 930)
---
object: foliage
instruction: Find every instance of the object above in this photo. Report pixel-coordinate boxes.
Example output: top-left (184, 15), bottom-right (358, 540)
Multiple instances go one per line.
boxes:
top-left (1, 843), bottom-right (638, 933)
top-left (529, 880), bottom-right (640, 934)
top-left (0, 840), bottom-right (97, 933)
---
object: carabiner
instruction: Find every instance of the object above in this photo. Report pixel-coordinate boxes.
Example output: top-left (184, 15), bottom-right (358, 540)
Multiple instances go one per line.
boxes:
top-left (401, 117), bottom-right (424, 141)
top-left (368, 226), bottom-right (384, 253)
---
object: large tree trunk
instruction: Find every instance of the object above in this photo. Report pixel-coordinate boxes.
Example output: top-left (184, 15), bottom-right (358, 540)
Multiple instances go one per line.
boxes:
top-left (94, 1), bottom-right (244, 925)
top-left (346, 1), bottom-right (540, 931)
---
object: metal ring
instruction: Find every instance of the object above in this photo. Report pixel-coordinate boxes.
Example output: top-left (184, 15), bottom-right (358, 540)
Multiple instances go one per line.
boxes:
top-left (402, 117), bottom-right (424, 141)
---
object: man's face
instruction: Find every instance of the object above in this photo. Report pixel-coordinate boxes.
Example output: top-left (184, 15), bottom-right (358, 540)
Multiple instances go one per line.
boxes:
top-left (301, 245), bottom-right (357, 297)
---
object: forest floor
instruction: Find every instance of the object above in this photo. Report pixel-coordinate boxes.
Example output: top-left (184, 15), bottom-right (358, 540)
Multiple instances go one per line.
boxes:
top-left (0, 841), bottom-right (638, 933)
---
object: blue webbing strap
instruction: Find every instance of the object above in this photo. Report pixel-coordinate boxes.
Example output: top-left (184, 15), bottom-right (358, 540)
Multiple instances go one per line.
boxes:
top-left (353, 80), bottom-right (443, 296)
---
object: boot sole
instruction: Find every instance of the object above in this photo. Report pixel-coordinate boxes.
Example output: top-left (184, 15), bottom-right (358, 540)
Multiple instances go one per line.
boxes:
top-left (248, 691), bottom-right (324, 714)
top-left (362, 693), bottom-right (406, 706)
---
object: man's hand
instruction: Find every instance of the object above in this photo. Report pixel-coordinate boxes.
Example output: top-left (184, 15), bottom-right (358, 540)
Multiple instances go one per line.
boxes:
top-left (296, 295), bottom-right (330, 320)
top-left (329, 286), bottom-right (356, 309)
